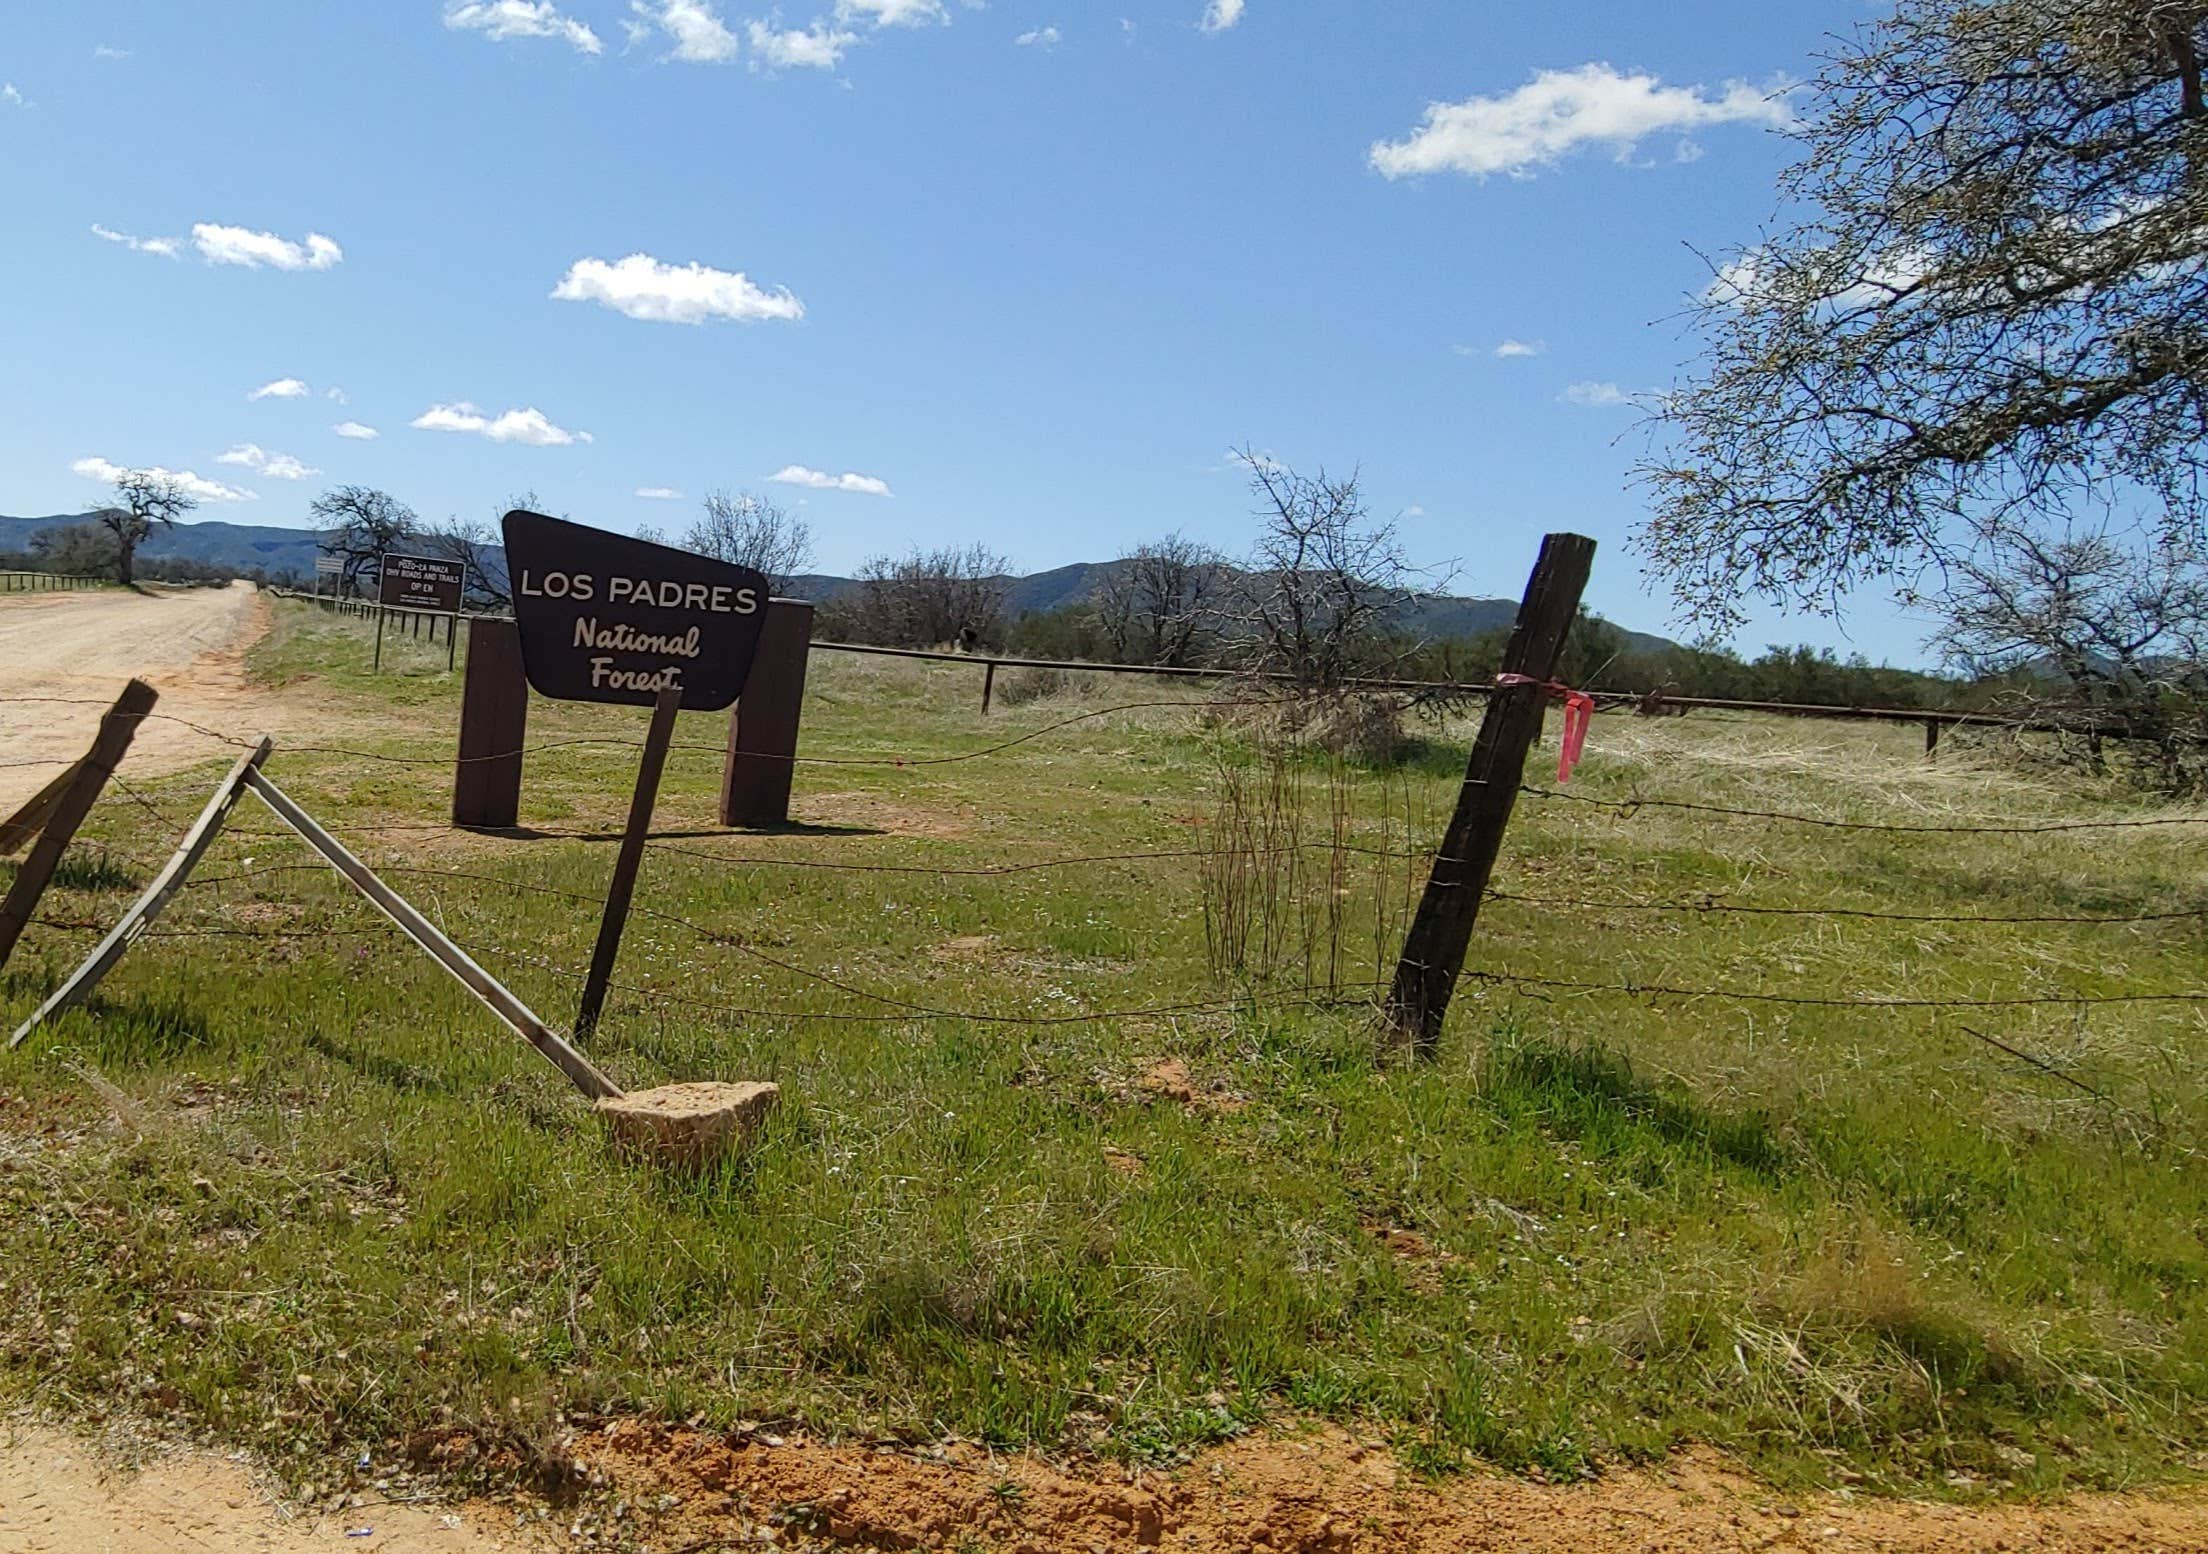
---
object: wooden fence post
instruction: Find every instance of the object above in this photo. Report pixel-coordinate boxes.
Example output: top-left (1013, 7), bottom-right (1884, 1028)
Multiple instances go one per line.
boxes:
top-left (720, 599), bottom-right (814, 828)
top-left (10, 739), bottom-right (271, 1048)
top-left (577, 687), bottom-right (683, 1038)
top-left (982, 660), bottom-right (998, 714)
top-left (0, 679), bottom-right (158, 972)
top-left (1925, 718), bottom-right (1941, 760)
top-left (1386, 533), bottom-right (1595, 1054)
top-left (452, 616), bottom-right (528, 829)
top-left (244, 768), bottom-right (622, 1100)
top-left (0, 763), bottom-right (85, 857)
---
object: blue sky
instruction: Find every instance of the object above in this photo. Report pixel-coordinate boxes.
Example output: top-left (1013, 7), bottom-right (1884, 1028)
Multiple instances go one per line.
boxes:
top-left (0, 0), bottom-right (1931, 658)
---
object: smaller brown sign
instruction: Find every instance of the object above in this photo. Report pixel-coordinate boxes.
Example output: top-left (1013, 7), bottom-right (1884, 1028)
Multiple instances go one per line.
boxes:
top-left (379, 553), bottom-right (466, 613)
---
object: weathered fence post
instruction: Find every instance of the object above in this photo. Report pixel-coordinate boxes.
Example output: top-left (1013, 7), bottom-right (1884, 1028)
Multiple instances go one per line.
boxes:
top-left (452, 616), bottom-right (528, 829)
top-left (1386, 533), bottom-right (1595, 1053)
top-left (577, 687), bottom-right (683, 1038)
top-left (982, 660), bottom-right (998, 714)
top-left (1924, 718), bottom-right (1941, 760)
top-left (720, 599), bottom-right (814, 828)
top-left (0, 679), bottom-right (158, 972)
top-left (0, 763), bottom-right (85, 857)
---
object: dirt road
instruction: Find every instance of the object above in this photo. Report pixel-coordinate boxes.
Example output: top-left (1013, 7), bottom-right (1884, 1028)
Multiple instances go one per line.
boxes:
top-left (0, 583), bottom-right (276, 808)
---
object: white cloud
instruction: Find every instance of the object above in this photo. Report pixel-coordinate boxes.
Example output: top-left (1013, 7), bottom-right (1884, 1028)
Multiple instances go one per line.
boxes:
top-left (91, 223), bottom-right (180, 258)
top-left (631, 0), bottom-right (740, 61)
top-left (411, 402), bottom-right (593, 447)
top-left (71, 455), bottom-right (256, 503)
top-left (192, 223), bottom-right (343, 271)
top-left (636, 486), bottom-right (685, 499)
top-left (1560, 380), bottom-right (1634, 408)
top-left (1404, 504), bottom-right (1426, 518)
top-left (552, 252), bottom-right (804, 325)
top-left (1491, 338), bottom-right (1547, 359)
top-left (248, 377), bottom-right (311, 401)
top-left (92, 44), bottom-right (131, 60)
top-left (443, 0), bottom-right (603, 54)
top-left (1199, 0), bottom-right (1244, 31)
top-left (768, 464), bottom-right (893, 496)
top-left (2, 84), bottom-right (25, 108)
top-left (325, 386), bottom-right (348, 404)
top-left (747, 19), bottom-right (858, 68)
top-left (1369, 64), bottom-right (1791, 181)
top-left (216, 443), bottom-right (320, 480)
top-left (333, 421), bottom-right (380, 440)
top-left (1015, 26), bottom-right (1060, 47)
top-left (837, 0), bottom-right (948, 28)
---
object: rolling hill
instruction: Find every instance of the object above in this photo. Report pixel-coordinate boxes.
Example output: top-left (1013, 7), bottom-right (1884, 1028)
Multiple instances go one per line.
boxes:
top-left (0, 512), bottom-right (1680, 653)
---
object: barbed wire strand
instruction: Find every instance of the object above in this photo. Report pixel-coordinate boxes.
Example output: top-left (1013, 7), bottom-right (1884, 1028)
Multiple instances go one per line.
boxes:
top-left (1520, 785), bottom-right (2208, 836)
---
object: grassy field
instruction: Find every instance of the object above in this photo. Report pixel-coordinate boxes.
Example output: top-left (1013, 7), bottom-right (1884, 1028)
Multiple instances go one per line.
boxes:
top-left (5, 597), bottom-right (2208, 1500)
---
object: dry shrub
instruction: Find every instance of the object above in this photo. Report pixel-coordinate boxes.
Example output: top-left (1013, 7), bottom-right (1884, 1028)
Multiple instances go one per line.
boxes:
top-left (1200, 689), bottom-right (1411, 766)
top-left (995, 666), bottom-right (1067, 707)
top-left (1199, 735), bottom-right (1429, 994)
top-left (1305, 693), bottom-right (1410, 764)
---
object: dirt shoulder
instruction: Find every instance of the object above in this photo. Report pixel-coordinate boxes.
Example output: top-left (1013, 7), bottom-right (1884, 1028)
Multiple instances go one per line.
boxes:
top-left (0, 1425), bottom-right (546, 1552)
top-left (0, 582), bottom-right (286, 808)
top-left (7, 1419), bottom-right (2207, 1553)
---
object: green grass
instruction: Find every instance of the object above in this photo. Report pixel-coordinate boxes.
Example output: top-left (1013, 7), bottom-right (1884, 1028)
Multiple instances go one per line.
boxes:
top-left (5, 598), bottom-right (2208, 1498)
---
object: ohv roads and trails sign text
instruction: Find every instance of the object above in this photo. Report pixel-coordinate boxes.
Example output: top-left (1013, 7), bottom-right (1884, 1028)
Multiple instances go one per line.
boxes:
top-left (378, 553), bottom-right (467, 613)
top-left (502, 509), bottom-right (770, 711)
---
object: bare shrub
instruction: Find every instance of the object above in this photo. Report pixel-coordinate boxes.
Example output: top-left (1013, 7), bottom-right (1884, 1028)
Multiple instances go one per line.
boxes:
top-left (1221, 450), bottom-right (1430, 691)
top-left (994, 666), bottom-right (1068, 706)
top-left (842, 544), bottom-right (1010, 649)
top-left (683, 489), bottom-right (815, 593)
top-left (1199, 735), bottom-right (1431, 995)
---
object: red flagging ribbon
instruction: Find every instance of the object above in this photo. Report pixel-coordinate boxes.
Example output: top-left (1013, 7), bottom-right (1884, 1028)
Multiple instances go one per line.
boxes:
top-left (1495, 673), bottom-right (1595, 784)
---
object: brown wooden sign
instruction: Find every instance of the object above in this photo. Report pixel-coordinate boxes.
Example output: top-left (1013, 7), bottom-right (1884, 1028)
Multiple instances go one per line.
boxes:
top-left (378, 553), bottom-right (466, 613)
top-left (501, 509), bottom-right (770, 712)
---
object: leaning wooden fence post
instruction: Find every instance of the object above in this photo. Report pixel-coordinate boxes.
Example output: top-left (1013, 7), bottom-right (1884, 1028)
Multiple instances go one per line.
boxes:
top-left (10, 739), bottom-right (270, 1048)
top-left (452, 616), bottom-right (529, 829)
top-left (982, 660), bottom-right (998, 714)
top-left (720, 599), bottom-right (814, 828)
top-left (577, 687), bottom-right (684, 1038)
top-left (0, 762), bottom-right (86, 858)
top-left (0, 679), bottom-right (158, 972)
top-left (241, 768), bottom-right (622, 1101)
top-left (1385, 534), bottom-right (1595, 1054)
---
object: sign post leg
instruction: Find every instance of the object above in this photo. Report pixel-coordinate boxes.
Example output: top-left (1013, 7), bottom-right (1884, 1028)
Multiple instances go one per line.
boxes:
top-left (373, 606), bottom-right (386, 674)
top-left (452, 617), bottom-right (528, 828)
top-left (577, 687), bottom-right (683, 1038)
top-left (720, 600), bottom-right (813, 828)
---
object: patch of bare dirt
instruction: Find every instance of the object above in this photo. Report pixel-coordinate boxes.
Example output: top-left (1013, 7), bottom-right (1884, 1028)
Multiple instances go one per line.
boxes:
top-left (0, 1425), bottom-right (546, 1552)
top-left (797, 790), bottom-right (976, 840)
top-left (1138, 1058), bottom-right (1246, 1115)
top-left (575, 1421), bottom-right (2208, 1554)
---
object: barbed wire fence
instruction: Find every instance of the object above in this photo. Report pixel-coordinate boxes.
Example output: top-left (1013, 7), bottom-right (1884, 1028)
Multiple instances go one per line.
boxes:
top-left (6, 686), bottom-right (2208, 1109)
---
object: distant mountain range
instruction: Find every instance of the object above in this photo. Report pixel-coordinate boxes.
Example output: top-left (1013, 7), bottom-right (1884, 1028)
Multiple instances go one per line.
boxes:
top-left (0, 512), bottom-right (1681, 653)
